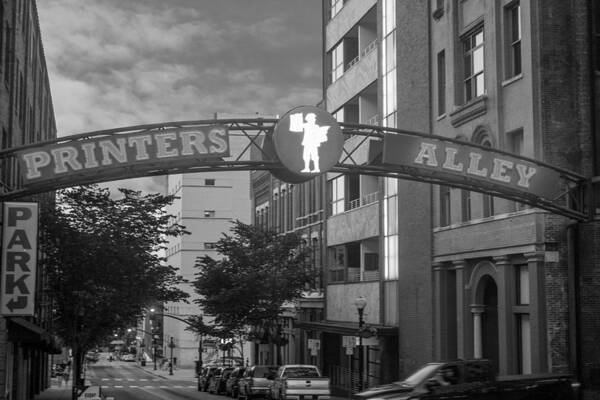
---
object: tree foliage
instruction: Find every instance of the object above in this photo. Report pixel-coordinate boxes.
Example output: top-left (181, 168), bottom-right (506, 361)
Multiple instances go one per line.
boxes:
top-left (40, 185), bottom-right (189, 374)
top-left (189, 221), bottom-right (313, 342)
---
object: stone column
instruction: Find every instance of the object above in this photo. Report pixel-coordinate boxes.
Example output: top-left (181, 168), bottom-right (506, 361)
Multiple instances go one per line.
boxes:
top-left (525, 251), bottom-right (547, 372)
top-left (494, 255), bottom-right (513, 375)
top-left (452, 260), bottom-right (467, 359)
top-left (433, 262), bottom-right (446, 360)
top-left (470, 304), bottom-right (486, 359)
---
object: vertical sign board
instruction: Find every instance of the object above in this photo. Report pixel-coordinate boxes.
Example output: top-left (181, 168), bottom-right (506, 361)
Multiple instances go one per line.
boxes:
top-left (1, 202), bottom-right (38, 316)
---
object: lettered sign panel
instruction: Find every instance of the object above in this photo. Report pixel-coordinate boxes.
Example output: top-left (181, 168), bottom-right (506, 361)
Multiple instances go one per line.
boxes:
top-left (1, 202), bottom-right (38, 316)
top-left (383, 134), bottom-right (562, 201)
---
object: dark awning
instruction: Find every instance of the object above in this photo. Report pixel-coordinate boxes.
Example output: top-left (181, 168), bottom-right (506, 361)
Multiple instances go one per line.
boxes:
top-left (7, 317), bottom-right (62, 353)
top-left (294, 320), bottom-right (398, 336)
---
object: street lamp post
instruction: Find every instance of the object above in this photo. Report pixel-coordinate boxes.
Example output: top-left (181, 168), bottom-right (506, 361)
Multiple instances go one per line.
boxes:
top-left (355, 296), bottom-right (367, 392)
top-left (169, 337), bottom-right (175, 375)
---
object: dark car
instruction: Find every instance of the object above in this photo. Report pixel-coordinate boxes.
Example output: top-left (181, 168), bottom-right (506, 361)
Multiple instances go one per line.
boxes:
top-left (226, 366), bottom-right (246, 397)
top-left (199, 365), bottom-right (221, 392)
top-left (209, 366), bottom-right (234, 394)
top-left (238, 365), bottom-right (279, 400)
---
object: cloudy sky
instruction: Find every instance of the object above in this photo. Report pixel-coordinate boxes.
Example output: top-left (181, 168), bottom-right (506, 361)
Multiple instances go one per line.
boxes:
top-left (36, 0), bottom-right (323, 194)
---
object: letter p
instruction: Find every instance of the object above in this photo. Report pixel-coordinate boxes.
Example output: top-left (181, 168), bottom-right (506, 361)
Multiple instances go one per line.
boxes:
top-left (8, 207), bottom-right (32, 227)
top-left (21, 151), bottom-right (51, 180)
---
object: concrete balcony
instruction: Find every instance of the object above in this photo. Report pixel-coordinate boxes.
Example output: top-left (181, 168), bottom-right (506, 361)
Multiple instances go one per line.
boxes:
top-left (326, 47), bottom-right (377, 113)
top-left (326, 0), bottom-right (377, 52)
top-left (327, 200), bottom-right (379, 246)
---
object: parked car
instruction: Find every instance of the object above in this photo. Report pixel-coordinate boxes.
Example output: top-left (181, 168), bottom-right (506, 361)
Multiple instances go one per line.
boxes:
top-left (121, 354), bottom-right (135, 362)
top-left (239, 365), bottom-right (279, 400)
top-left (225, 366), bottom-right (246, 397)
top-left (270, 365), bottom-right (330, 400)
top-left (354, 359), bottom-right (579, 400)
top-left (209, 366), bottom-right (234, 394)
top-left (198, 365), bottom-right (221, 391)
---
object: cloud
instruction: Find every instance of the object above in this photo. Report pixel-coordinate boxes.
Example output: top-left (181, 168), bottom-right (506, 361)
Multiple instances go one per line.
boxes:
top-left (37, 0), bottom-right (322, 194)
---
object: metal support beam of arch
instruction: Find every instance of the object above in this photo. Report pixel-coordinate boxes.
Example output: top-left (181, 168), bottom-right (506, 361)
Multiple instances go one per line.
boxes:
top-left (0, 119), bottom-right (588, 221)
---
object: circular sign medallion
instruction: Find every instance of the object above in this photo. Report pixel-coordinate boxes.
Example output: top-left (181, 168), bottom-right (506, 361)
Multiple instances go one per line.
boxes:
top-left (272, 106), bottom-right (343, 181)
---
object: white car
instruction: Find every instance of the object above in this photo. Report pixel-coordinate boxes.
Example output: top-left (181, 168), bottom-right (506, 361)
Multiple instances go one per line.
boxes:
top-left (121, 354), bottom-right (135, 362)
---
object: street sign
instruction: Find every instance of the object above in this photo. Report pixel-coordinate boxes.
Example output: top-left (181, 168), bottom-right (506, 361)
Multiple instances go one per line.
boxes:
top-left (345, 346), bottom-right (354, 355)
top-left (342, 336), bottom-right (355, 348)
top-left (307, 338), bottom-right (321, 350)
top-left (1, 202), bottom-right (38, 316)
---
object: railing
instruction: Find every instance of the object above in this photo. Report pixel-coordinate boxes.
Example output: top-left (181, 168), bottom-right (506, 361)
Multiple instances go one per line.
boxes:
top-left (329, 268), bottom-right (379, 283)
top-left (347, 191), bottom-right (379, 211)
top-left (345, 40), bottom-right (378, 73)
top-left (366, 114), bottom-right (380, 126)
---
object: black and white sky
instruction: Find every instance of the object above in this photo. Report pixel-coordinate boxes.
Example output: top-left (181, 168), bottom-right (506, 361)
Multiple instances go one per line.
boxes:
top-left (37, 0), bottom-right (323, 193)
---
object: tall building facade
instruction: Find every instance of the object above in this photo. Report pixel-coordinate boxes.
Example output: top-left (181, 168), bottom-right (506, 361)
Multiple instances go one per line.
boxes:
top-left (274, 0), bottom-right (600, 397)
top-left (163, 132), bottom-right (253, 368)
top-left (0, 0), bottom-right (58, 399)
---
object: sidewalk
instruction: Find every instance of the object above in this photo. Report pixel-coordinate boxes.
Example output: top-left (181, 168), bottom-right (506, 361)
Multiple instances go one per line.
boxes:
top-left (137, 360), bottom-right (197, 382)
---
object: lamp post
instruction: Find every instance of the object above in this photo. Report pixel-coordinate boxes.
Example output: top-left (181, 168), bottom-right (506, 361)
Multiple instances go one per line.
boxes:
top-left (355, 296), bottom-right (367, 392)
top-left (169, 337), bottom-right (175, 375)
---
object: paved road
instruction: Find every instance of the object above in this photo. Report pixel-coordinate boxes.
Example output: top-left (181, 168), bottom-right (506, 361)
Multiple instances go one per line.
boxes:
top-left (82, 355), bottom-right (213, 399)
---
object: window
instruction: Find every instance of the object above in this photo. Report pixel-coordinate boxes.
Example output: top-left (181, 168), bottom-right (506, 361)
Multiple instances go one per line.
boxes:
top-left (479, 136), bottom-right (494, 217)
top-left (463, 26), bottom-right (485, 102)
top-left (330, 0), bottom-right (344, 19)
top-left (205, 179), bottom-right (215, 186)
top-left (330, 175), bottom-right (345, 215)
top-left (204, 242), bottom-right (217, 250)
top-left (204, 210), bottom-right (215, 218)
top-left (331, 42), bottom-right (344, 83)
top-left (437, 50), bottom-right (446, 116)
top-left (461, 190), bottom-right (471, 222)
top-left (440, 185), bottom-right (451, 226)
top-left (505, 2), bottom-right (522, 78)
top-left (364, 253), bottom-right (379, 271)
top-left (508, 129), bottom-right (526, 211)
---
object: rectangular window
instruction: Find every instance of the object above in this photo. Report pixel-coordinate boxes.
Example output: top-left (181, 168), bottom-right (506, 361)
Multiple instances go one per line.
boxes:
top-left (440, 185), bottom-right (451, 226)
top-left (505, 2), bottom-right (522, 78)
top-left (204, 210), bottom-right (215, 218)
top-left (364, 253), bottom-right (379, 271)
top-left (437, 50), bottom-right (446, 116)
top-left (517, 314), bottom-right (532, 373)
top-left (463, 26), bottom-right (485, 102)
top-left (204, 242), bottom-right (217, 250)
top-left (330, 175), bottom-right (345, 215)
top-left (331, 42), bottom-right (344, 83)
top-left (461, 190), bottom-right (471, 222)
top-left (330, 0), bottom-right (344, 19)
top-left (508, 129), bottom-right (527, 211)
top-left (204, 179), bottom-right (215, 186)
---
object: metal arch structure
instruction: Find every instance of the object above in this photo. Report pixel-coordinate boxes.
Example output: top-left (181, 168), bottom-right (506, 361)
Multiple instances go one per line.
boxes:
top-left (0, 118), bottom-right (588, 221)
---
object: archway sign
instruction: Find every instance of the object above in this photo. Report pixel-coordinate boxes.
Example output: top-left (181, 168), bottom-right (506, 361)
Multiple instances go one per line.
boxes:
top-left (0, 106), bottom-right (588, 221)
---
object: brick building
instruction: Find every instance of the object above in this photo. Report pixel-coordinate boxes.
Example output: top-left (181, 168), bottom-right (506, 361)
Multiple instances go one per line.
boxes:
top-left (0, 0), bottom-right (58, 399)
top-left (253, 0), bottom-right (600, 398)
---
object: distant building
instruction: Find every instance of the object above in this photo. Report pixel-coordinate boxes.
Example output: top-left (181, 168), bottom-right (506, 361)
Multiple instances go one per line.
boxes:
top-left (163, 115), bottom-right (261, 368)
top-left (0, 0), bottom-right (59, 398)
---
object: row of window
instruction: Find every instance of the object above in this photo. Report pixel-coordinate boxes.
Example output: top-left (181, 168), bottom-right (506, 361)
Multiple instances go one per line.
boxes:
top-left (437, 3), bottom-right (521, 116)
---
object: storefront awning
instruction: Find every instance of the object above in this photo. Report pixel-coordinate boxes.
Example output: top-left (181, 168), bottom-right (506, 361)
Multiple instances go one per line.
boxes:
top-left (294, 320), bottom-right (398, 336)
top-left (7, 317), bottom-right (63, 353)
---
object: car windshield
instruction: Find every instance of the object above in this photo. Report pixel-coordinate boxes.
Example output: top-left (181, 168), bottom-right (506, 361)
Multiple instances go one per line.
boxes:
top-left (401, 364), bottom-right (442, 387)
top-left (283, 367), bottom-right (320, 378)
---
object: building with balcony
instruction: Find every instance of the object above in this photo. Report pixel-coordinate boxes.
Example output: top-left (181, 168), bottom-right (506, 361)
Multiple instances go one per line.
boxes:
top-left (302, 0), bottom-right (600, 397)
top-left (0, 0), bottom-right (59, 398)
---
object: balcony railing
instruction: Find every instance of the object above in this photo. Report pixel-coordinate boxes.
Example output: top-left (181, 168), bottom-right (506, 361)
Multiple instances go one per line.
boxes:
top-left (347, 191), bottom-right (379, 211)
top-left (345, 39), bottom-right (378, 73)
top-left (329, 268), bottom-right (380, 283)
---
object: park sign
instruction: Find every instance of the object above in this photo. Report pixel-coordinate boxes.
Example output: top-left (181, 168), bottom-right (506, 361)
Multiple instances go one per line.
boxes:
top-left (382, 134), bottom-right (562, 201)
top-left (1, 202), bottom-right (38, 316)
top-left (18, 125), bottom-right (230, 184)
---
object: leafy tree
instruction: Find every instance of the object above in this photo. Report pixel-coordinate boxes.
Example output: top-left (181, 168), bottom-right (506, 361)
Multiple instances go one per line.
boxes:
top-left (39, 185), bottom-right (189, 387)
top-left (189, 220), bottom-right (313, 362)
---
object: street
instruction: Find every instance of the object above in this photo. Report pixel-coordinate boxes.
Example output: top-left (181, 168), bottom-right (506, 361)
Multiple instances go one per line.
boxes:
top-left (83, 353), bottom-right (205, 399)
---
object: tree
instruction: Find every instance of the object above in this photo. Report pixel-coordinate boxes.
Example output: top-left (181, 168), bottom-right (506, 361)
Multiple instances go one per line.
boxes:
top-left (39, 185), bottom-right (189, 388)
top-left (189, 220), bottom-right (313, 362)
